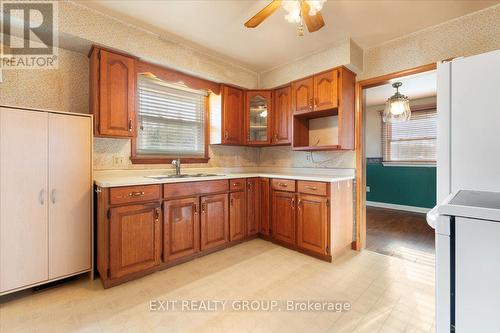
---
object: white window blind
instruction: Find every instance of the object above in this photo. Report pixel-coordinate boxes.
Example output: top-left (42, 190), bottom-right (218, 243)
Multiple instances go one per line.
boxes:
top-left (137, 75), bottom-right (207, 157)
top-left (382, 108), bottom-right (437, 163)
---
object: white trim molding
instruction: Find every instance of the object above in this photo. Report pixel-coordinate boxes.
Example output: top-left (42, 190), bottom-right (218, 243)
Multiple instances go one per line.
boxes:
top-left (366, 201), bottom-right (430, 214)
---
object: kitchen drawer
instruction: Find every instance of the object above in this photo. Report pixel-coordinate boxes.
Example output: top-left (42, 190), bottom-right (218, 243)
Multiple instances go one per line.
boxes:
top-left (229, 178), bottom-right (246, 192)
top-left (164, 180), bottom-right (228, 199)
top-left (110, 185), bottom-right (161, 205)
top-left (297, 181), bottom-right (328, 196)
top-left (271, 178), bottom-right (296, 192)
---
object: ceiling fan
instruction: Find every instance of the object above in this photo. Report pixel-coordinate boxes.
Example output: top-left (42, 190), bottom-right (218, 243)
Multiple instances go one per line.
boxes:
top-left (244, 0), bottom-right (326, 36)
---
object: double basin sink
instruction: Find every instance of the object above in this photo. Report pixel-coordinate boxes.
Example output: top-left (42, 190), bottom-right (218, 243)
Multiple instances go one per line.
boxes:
top-left (144, 173), bottom-right (223, 180)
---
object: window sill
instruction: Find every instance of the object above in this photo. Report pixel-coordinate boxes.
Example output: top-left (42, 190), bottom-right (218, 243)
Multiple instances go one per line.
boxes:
top-left (382, 162), bottom-right (436, 168)
top-left (131, 156), bottom-right (210, 164)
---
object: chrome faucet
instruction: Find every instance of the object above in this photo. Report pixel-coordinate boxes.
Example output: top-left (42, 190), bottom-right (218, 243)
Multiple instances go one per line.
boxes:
top-left (171, 157), bottom-right (181, 176)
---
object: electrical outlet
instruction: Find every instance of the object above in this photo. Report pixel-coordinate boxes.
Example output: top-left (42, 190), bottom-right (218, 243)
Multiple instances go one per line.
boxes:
top-left (306, 152), bottom-right (311, 161)
top-left (366, 186), bottom-right (371, 193)
top-left (113, 156), bottom-right (125, 167)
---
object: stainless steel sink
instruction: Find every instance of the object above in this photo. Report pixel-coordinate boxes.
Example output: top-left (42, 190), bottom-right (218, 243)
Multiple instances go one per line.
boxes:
top-left (145, 173), bottom-right (223, 180)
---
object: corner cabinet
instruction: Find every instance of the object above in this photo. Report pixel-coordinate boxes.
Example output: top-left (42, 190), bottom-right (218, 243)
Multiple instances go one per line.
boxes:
top-left (89, 47), bottom-right (136, 138)
top-left (221, 85), bottom-right (245, 145)
top-left (245, 91), bottom-right (272, 145)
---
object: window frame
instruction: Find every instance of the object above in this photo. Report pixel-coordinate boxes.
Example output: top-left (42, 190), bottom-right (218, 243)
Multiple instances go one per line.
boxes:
top-left (131, 61), bottom-right (219, 164)
top-left (382, 103), bottom-right (437, 166)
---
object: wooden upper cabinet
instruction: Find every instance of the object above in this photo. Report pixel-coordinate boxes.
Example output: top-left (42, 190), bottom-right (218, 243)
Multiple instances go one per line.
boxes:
top-left (108, 203), bottom-right (161, 279)
top-left (291, 76), bottom-right (314, 114)
top-left (229, 191), bottom-right (246, 241)
top-left (296, 194), bottom-right (328, 255)
top-left (163, 197), bottom-right (200, 262)
top-left (246, 91), bottom-right (272, 145)
top-left (272, 86), bottom-right (292, 145)
top-left (221, 85), bottom-right (245, 145)
top-left (200, 193), bottom-right (229, 250)
top-left (246, 178), bottom-right (260, 236)
top-left (90, 47), bottom-right (136, 138)
top-left (271, 190), bottom-right (296, 246)
top-left (314, 69), bottom-right (339, 111)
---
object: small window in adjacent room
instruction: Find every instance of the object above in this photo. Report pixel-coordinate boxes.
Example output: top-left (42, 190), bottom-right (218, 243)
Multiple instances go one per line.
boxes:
top-left (382, 107), bottom-right (437, 165)
top-left (133, 73), bottom-right (209, 163)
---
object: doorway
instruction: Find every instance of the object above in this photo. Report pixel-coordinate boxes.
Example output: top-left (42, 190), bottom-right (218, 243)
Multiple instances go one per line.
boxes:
top-left (355, 64), bottom-right (437, 265)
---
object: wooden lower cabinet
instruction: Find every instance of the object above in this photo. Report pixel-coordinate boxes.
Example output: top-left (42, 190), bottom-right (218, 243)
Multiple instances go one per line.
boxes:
top-left (246, 178), bottom-right (260, 236)
top-left (109, 203), bottom-right (161, 279)
top-left (163, 197), bottom-right (200, 262)
top-left (200, 194), bottom-right (229, 250)
top-left (259, 178), bottom-right (270, 236)
top-left (271, 190), bottom-right (296, 245)
top-left (229, 191), bottom-right (246, 241)
top-left (297, 194), bottom-right (328, 255)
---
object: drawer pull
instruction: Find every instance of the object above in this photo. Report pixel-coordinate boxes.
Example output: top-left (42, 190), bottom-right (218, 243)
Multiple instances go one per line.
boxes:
top-left (278, 183), bottom-right (288, 187)
top-left (129, 191), bottom-right (145, 197)
top-left (305, 186), bottom-right (317, 191)
top-left (232, 183), bottom-right (239, 187)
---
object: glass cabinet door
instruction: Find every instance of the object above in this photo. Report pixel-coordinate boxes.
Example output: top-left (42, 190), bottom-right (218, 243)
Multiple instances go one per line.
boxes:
top-left (247, 91), bottom-right (271, 144)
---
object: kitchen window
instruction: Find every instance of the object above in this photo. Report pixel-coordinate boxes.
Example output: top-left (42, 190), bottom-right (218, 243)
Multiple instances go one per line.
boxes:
top-left (132, 73), bottom-right (209, 163)
top-left (382, 107), bottom-right (437, 165)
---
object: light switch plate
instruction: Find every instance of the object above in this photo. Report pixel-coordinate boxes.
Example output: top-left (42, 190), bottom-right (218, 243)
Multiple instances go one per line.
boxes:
top-left (366, 186), bottom-right (371, 192)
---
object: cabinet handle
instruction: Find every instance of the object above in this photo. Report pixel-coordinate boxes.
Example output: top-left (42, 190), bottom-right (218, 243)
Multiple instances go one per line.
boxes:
top-left (224, 130), bottom-right (229, 140)
top-left (297, 199), bottom-right (302, 209)
top-left (247, 182), bottom-right (251, 190)
top-left (202, 203), bottom-right (206, 213)
top-left (305, 186), bottom-right (317, 191)
top-left (193, 204), bottom-right (198, 214)
top-left (39, 189), bottom-right (45, 205)
top-left (128, 119), bottom-right (132, 132)
top-left (314, 98), bottom-right (318, 107)
top-left (129, 191), bottom-right (145, 197)
top-left (155, 208), bottom-right (160, 222)
top-left (230, 198), bottom-right (234, 206)
top-left (51, 189), bottom-right (56, 204)
top-left (309, 98), bottom-right (313, 109)
top-left (291, 198), bottom-right (295, 208)
top-left (232, 182), bottom-right (239, 187)
top-left (278, 183), bottom-right (288, 188)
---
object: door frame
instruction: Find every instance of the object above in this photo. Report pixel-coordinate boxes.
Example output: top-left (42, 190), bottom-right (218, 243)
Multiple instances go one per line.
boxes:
top-left (354, 63), bottom-right (437, 250)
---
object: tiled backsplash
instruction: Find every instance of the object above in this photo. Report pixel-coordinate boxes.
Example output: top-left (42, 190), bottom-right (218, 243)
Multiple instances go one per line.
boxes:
top-left (93, 137), bottom-right (355, 170)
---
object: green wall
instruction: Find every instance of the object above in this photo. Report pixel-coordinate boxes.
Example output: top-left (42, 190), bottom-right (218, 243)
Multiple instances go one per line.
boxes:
top-left (366, 161), bottom-right (436, 208)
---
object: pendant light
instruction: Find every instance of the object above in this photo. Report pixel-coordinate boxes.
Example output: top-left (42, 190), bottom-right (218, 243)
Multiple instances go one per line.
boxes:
top-left (383, 82), bottom-right (411, 123)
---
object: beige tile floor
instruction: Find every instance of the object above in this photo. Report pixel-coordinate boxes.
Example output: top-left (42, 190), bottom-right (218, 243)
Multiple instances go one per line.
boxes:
top-left (0, 239), bottom-right (435, 333)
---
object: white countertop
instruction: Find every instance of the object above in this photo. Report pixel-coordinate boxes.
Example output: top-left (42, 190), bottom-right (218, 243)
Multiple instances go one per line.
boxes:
top-left (437, 190), bottom-right (500, 222)
top-left (94, 167), bottom-right (355, 188)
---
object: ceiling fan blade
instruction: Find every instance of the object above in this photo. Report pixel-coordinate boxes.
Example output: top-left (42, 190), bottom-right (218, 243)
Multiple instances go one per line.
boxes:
top-left (300, 0), bottom-right (325, 33)
top-left (244, 0), bottom-right (282, 28)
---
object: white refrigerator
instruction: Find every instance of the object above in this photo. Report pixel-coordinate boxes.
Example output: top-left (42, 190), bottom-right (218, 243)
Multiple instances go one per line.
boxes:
top-left (428, 49), bottom-right (500, 333)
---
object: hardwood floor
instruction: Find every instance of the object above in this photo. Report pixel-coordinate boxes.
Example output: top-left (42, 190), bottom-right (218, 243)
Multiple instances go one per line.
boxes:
top-left (366, 207), bottom-right (435, 265)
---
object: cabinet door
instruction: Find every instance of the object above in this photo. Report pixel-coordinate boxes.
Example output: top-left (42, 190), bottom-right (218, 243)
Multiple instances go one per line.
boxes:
top-left (259, 178), bottom-right (270, 236)
top-left (164, 197), bottom-right (200, 261)
top-left (271, 191), bottom-right (296, 245)
top-left (272, 86), bottom-right (292, 144)
top-left (222, 85), bottom-right (244, 144)
top-left (313, 69), bottom-right (338, 111)
top-left (246, 90), bottom-right (271, 145)
top-left (109, 204), bottom-right (161, 279)
top-left (229, 191), bottom-right (246, 241)
top-left (48, 114), bottom-right (92, 279)
top-left (99, 49), bottom-right (136, 137)
top-left (297, 194), bottom-right (328, 255)
top-left (0, 108), bottom-right (48, 292)
top-left (200, 194), bottom-right (229, 250)
top-left (247, 178), bottom-right (260, 236)
top-left (291, 76), bottom-right (314, 114)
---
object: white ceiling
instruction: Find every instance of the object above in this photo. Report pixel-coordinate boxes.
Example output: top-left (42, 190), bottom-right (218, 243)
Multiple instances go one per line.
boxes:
top-left (79, 0), bottom-right (499, 72)
top-left (365, 71), bottom-right (437, 107)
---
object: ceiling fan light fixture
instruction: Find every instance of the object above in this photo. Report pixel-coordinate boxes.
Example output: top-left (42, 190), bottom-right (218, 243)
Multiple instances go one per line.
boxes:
top-left (283, 0), bottom-right (302, 23)
top-left (306, 0), bottom-right (326, 16)
top-left (383, 82), bottom-right (411, 123)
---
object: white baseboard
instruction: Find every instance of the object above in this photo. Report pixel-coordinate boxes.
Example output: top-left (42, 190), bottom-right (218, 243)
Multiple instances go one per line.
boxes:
top-left (366, 201), bottom-right (430, 214)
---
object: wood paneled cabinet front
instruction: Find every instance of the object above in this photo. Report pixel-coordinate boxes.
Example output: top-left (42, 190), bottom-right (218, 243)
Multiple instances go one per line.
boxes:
top-left (291, 76), bottom-right (314, 114)
top-left (90, 47), bottom-right (136, 138)
top-left (108, 203), bottom-right (161, 279)
top-left (296, 194), bottom-right (328, 255)
top-left (246, 91), bottom-right (272, 145)
top-left (200, 193), bottom-right (229, 250)
top-left (246, 178), bottom-right (260, 236)
top-left (259, 178), bottom-right (271, 236)
top-left (271, 190), bottom-right (296, 246)
top-left (313, 69), bottom-right (339, 111)
top-left (221, 85), bottom-right (245, 145)
top-left (163, 198), bottom-right (200, 262)
top-left (229, 191), bottom-right (246, 241)
top-left (272, 86), bottom-right (292, 145)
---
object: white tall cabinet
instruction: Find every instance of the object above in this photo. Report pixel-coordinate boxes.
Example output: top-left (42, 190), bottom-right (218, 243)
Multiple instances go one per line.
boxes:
top-left (0, 106), bottom-right (92, 295)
